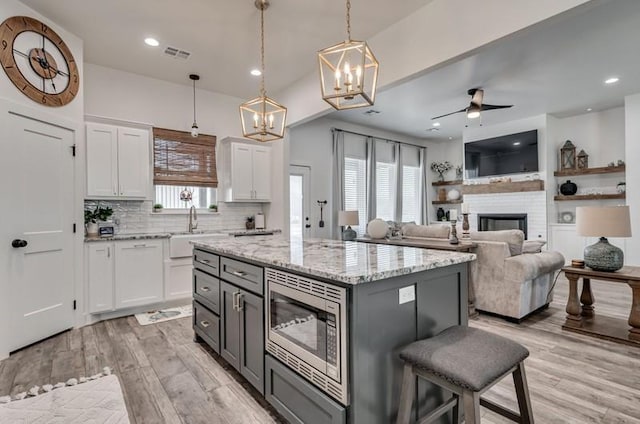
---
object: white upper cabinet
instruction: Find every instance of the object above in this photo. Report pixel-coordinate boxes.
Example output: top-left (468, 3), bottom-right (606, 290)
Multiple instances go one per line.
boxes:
top-left (86, 122), bottom-right (150, 199)
top-left (219, 138), bottom-right (272, 202)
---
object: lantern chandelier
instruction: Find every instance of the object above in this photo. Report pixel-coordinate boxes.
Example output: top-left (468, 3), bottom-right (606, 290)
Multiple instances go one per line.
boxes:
top-left (317, 0), bottom-right (379, 110)
top-left (240, 0), bottom-right (287, 142)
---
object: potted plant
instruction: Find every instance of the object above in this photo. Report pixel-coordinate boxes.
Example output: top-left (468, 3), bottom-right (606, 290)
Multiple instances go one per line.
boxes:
top-left (430, 161), bottom-right (453, 182)
top-left (153, 203), bottom-right (163, 212)
top-left (208, 204), bottom-right (218, 212)
top-left (84, 205), bottom-right (114, 236)
top-left (246, 216), bottom-right (255, 230)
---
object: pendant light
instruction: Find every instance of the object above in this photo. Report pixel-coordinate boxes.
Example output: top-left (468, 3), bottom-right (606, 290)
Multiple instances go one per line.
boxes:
top-left (189, 74), bottom-right (200, 137)
top-left (317, 0), bottom-right (379, 110)
top-left (239, 0), bottom-right (287, 142)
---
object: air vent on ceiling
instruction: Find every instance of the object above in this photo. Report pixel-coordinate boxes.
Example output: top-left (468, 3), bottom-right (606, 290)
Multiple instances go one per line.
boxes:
top-left (364, 109), bottom-right (381, 115)
top-left (163, 46), bottom-right (191, 60)
top-left (426, 128), bottom-right (440, 132)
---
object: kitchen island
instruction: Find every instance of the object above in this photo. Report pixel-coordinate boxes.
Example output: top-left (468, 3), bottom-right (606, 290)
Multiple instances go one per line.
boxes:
top-left (191, 236), bottom-right (475, 424)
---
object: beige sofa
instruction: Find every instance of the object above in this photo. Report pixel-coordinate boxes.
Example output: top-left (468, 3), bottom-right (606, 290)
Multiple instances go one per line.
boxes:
top-left (402, 225), bottom-right (565, 321)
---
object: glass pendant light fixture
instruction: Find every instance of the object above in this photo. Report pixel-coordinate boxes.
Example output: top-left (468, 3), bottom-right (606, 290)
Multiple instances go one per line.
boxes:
top-left (317, 0), bottom-right (379, 110)
top-left (239, 0), bottom-right (287, 142)
top-left (189, 74), bottom-right (200, 137)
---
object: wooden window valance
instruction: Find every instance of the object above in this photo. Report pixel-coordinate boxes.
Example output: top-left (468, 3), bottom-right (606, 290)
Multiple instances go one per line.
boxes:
top-left (153, 127), bottom-right (218, 188)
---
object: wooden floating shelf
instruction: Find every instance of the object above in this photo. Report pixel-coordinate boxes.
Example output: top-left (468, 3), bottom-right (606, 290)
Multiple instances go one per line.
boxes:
top-left (554, 193), bottom-right (626, 201)
top-left (554, 165), bottom-right (625, 177)
top-left (432, 180), bottom-right (463, 186)
top-left (461, 180), bottom-right (544, 195)
top-left (432, 199), bottom-right (463, 205)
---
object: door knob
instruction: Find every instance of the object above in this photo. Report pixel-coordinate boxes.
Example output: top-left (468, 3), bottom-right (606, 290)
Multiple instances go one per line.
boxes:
top-left (12, 239), bottom-right (28, 248)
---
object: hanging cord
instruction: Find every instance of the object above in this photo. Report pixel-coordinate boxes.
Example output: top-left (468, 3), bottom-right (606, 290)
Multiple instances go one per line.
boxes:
top-left (346, 0), bottom-right (351, 41)
top-left (260, 1), bottom-right (266, 97)
top-left (192, 78), bottom-right (197, 123)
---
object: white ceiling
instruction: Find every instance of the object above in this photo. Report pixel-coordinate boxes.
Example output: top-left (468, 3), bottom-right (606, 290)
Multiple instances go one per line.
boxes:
top-left (20, 0), bottom-right (431, 99)
top-left (328, 0), bottom-right (640, 140)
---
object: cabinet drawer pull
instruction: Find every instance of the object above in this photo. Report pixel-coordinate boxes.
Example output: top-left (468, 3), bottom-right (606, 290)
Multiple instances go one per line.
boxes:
top-left (200, 259), bottom-right (211, 264)
top-left (200, 320), bottom-right (210, 328)
top-left (231, 270), bottom-right (247, 277)
top-left (133, 244), bottom-right (147, 248)
top-left (200, 286), bottom-right (210, 292)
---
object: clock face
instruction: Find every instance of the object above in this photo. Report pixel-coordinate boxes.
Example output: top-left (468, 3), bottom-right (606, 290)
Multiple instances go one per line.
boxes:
top-left (0, 16), bottom-right (79, 107)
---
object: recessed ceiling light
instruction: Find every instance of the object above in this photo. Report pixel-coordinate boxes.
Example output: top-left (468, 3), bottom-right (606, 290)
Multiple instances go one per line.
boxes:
top-left (448, 137), bottom-right (453, 140)
top-left (586, 108), bottom-right (593, 112)
top-left (513, 141), bottom-right (521, 146)
top-left (250, 69), bottom-right (262, 76)
top-left (432, 122), bottom-right (441, 127)
top-left (144, 37), bottom-right (159, 47)
top-left (604, 77), bottom-right (619, 84)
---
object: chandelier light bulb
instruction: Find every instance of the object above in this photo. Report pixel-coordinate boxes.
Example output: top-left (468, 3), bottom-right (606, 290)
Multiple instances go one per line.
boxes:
top-left (191, 123), bottom-right (199, 138)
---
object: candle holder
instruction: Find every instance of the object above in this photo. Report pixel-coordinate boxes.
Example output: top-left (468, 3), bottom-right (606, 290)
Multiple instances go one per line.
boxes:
top-left (449, 220), bottom-right (459, 245)
top-left (462, 213), bottom-right (470, 239)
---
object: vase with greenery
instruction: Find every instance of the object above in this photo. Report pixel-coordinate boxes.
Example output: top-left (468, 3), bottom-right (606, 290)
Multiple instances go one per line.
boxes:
top-left (430, 161), bottom-right (453, 182)
top-left (153, 203), bottom-right (163, 212)
top-left (84, 206), bottom-right (113, 236)
top-left (208, 204), bottom-right (218, 212)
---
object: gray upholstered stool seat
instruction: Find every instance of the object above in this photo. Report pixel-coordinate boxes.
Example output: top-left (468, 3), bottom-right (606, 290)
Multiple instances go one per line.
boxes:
top-left (399, 326), bottom-right (530, 391)
top-left (396, 326), bottom-right (534, 424)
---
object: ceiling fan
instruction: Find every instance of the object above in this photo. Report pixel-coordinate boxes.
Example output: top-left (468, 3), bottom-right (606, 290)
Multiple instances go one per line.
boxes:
top-left (431, 88), bottom-right (513, 120)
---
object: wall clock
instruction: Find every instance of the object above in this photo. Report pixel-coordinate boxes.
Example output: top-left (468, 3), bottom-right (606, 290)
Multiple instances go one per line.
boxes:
top-left (0, 16), bottom-right (79, 107)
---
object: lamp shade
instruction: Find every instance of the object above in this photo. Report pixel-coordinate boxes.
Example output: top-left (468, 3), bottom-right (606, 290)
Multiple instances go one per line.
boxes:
top-left (338, 210), bottom-right (359, 226)
top-left (576, 206), bottom-right (632, 237)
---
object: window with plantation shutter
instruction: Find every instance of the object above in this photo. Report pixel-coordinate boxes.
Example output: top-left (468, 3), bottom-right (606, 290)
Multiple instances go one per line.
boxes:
top-left (153, 127), bottom-right (218, 188)
top-left (344, 157), bottom-right (368, 236)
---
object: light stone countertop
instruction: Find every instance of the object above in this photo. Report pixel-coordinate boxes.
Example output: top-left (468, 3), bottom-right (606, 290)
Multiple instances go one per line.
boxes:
top-left (84, 232), bottom-right (172, 242)
top-left (83, 228), bottom-right (282, 242)
top-left (192, 236), bottom-right (476, 285)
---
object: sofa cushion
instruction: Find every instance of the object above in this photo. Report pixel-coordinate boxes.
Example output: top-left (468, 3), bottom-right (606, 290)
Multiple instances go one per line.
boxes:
top-left (403, 223), bottom-right (450, 239)
top-left (523, 240), bottom-right (547, 254)
top-left (471, 230), bottom-right (524, 256)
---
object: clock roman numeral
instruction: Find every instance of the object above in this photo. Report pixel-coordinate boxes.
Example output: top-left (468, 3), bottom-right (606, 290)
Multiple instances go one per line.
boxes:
top-left (22, 84), bottom-right (27, 91)
top-left (6, 24), bottom-right (13, 32)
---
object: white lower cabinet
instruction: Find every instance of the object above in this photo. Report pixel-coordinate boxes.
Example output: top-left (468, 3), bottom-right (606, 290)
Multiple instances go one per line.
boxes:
top-left (88, 243), bottom-right (114, 313)
top-left (165, 257), bottom-right (193, 301)
top-left (87, 239), bottom-right (164, 313)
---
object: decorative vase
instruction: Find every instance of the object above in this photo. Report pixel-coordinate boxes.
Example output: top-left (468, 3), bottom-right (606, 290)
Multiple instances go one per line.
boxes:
top-left (438, 188), bottom-right (447, 201)
top-left (617, 182), bottom-right (626, 193)
top-left (447, 189), bottom-right (461, 201)
top-left (436, 208), bottom-right (445, 221)
top-left (584, 237), bottom-right (624, 271)
top-left (437, 171), bottom-right (445, 182)
top-left (560, 180), bottom-right (578, 195)
top-left (86, 222), bottom-right (99, 236)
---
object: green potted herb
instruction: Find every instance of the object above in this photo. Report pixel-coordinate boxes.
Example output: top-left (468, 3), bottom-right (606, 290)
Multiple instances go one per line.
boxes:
top-left (84, 206), bottom-right (113, 236)
top-left (153, 203), bottom-right (163, 212)
top-left (208, 204), bottom-right (218, 212)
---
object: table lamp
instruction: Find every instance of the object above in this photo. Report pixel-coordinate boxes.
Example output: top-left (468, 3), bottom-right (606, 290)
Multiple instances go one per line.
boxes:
top-left (576, 206), bottom-right (632, 272)
top-left (339, 210), bottom-right (359, 241)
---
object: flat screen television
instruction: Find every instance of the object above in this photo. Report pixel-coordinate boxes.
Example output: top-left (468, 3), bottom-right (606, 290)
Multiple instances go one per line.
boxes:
top-left (464, 130), bottom-right (539, 178)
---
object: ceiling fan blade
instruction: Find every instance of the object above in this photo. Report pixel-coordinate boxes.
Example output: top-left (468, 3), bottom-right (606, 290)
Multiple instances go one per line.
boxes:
top-left (431, 108), bottom-right (467, 120)
top-left (470, 88), bottom-right (484, 106)
top-left (480, 104), bottom-right (513, 111)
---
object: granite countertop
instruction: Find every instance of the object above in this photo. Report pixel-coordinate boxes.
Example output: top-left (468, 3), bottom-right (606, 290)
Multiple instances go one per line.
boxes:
top-left (84, 228), bottom-right (282, 242)
top-left (192, 236), bottom-right (476, 285)
top-left (84, 232), bottom-right (172, 242)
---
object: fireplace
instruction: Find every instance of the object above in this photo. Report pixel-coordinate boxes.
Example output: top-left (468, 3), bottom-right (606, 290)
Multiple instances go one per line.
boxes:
top-left (478, 214), bottom-right (528, 239)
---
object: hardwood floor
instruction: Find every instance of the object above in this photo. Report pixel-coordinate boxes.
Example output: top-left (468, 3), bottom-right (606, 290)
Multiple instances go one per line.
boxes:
top-left (1, 276), bottom-right (639, 423)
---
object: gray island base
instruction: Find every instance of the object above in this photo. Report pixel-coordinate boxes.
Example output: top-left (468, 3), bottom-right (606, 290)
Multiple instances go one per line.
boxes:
top-left (190, 236), bottom-right (475, 424)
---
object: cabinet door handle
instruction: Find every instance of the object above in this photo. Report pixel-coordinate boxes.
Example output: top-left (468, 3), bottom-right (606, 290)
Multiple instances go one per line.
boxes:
top-left (200, 320), bottom-right (210, 328)
top-left (231, 270), bottom-right (247, 278)
top-left (237, 293), bottom-right (244, 312)
top-left (232, 291), bottom-right (239, 311)
top-left (107, 246), bottom-right (110, 258)
top-left (133, 243), bottom-right (147, 248)
top-left (200, 286), bottom-right (210, 292)
top-left (113, 183), bottom-right (117, 195)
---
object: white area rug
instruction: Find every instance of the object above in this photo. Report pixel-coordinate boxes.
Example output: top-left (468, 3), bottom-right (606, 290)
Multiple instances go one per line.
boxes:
top-left (134, 304), bottom-right (192, 326)
top-left (0, 375), bottom-right (129, 424)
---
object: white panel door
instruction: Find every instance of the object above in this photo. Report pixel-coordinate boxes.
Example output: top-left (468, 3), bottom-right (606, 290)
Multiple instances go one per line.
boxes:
top-left (2, 111), bottom-right (75, 352)
top-left (117, 127), bottom-right (149, 198)
top-left (115, 240), bottom-right (163, 309)
top-left (231, 143), bottom-right (254, 200)
top-left (86, 123), bottom-right (117, 197)
top-left (165, 259), bottom-right (193, 301)
top-left (252, 145), bottom-right (272, 201)
top-left (88, 243), bottom-right (115, 313)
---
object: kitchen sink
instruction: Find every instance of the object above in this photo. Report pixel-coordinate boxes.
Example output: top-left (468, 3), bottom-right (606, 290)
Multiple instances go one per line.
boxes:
top-left (169, 232), bottom-right (229, 258)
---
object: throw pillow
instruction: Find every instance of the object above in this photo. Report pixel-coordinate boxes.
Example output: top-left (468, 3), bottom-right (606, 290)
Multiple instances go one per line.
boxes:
top-left (523, 240), bottom-right (547, 254)
top-left (403, 223), bottom-right (450, 239)
top-left (470, 230), bottom-right (525, 256)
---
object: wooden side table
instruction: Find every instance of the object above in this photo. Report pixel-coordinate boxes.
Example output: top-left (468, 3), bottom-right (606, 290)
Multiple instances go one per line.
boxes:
top-left (562, 265), bottom-right (640, 346)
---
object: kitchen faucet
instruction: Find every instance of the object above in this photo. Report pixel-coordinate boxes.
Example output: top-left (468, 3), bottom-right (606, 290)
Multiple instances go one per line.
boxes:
top-left (188, 205), bottom-right (198, 233)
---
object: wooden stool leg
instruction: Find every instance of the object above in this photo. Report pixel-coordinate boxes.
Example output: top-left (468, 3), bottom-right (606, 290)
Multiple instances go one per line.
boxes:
top-left (452, 394), bottom-right (463, 424)
top-left (462, 390), bottom-right (480, 424)
top-left (396, 364), bottom-right (415, 424)
top-left (513, 363), bottom-right (534, 424)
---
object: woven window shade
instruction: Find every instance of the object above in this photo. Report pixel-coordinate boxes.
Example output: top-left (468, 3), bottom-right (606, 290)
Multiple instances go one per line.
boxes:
top-left (153, 128), bottom-right (218, 188)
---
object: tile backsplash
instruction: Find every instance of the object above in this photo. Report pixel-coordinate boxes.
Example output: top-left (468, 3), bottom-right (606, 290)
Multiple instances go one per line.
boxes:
top-left (84, 200), bottom-right (264, 234)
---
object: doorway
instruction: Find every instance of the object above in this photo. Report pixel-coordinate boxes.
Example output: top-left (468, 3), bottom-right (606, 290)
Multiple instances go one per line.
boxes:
top-left (289, 165), bottom-right (311, 239)
top-left (0, 104), bottom-right (76, 353)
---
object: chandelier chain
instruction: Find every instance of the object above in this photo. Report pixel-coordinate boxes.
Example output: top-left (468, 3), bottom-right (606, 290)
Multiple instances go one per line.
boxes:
top-left (192, 79), bottom-right (197, 122)
top-left (346, 0), bottom-right (351, 40)
top-left (260, 3), bottom-right (266, 97)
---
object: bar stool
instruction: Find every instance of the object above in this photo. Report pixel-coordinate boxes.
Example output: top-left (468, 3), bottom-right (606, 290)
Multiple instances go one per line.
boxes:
top-left (396, 326), bottom-right (534, 424)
